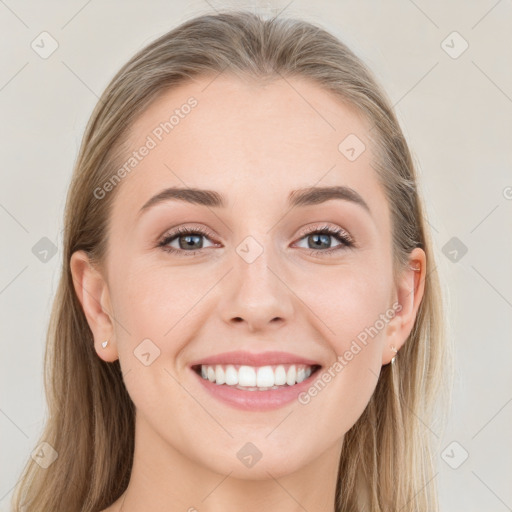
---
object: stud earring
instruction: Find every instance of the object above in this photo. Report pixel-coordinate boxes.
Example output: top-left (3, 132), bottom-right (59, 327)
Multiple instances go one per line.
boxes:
top-left (101, 338), bottom-right (110, 349)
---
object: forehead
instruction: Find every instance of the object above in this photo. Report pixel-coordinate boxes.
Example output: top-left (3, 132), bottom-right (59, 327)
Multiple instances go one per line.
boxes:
top-left (110, 74), bottom-right (386, 222)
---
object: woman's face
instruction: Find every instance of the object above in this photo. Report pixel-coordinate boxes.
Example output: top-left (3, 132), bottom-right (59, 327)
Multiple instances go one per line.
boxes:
top-left (73, 75), bottom-right (424, 479)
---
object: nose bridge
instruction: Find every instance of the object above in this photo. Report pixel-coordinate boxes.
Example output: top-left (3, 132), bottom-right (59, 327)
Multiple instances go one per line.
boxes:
top-left (220, 231), bottom-right (294, 331)
top-left (236, 236), bottom-right (276, 292)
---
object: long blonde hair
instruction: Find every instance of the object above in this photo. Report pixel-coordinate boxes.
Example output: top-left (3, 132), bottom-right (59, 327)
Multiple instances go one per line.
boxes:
top-left (11, 9), bottom-right (453, 512)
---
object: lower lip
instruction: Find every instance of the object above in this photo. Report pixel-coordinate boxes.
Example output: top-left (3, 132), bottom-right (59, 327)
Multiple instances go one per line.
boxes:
top-left (191, 368), bottom-right (320, 411)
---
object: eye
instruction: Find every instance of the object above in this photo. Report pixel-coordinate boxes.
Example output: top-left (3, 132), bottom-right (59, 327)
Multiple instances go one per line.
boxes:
top-left (158, 226), bottom-right (218, 256)
top-left (157, 224), bottom-right (355, 257)
top-left (294, 224), bottom-right (355, 256)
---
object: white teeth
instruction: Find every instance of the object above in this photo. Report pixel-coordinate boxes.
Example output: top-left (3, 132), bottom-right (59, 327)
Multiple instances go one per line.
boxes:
top-left (197, 363), bottom-right (316, 388)
top-left (238, 365), bottom-right (257, 386)
top-left (225, 364), bottom-right (238, 385)
top-left (256, 366), bottom-right (275, 387)
top-left (286, 365), bottom-right (296, 386)
top-left (215, 365), bottom-right (225, 385)
top-left (274, 365), bottom-right (287, 386)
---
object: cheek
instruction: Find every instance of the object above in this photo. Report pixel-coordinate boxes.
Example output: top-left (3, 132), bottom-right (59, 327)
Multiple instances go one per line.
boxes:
top-left (298, 263), bottom-right (392, 356)
top-left (291, 265), bottom-right (393, 433)
top-left (112, 266), bottom-right (209, 447)
top-left (112, 263), bottom-right (206, 344)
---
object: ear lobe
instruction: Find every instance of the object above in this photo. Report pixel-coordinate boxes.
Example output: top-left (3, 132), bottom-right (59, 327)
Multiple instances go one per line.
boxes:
top-left (69, 250), bottom-right (118, 362)
top-left (382, 247), bottom-right (426, 365)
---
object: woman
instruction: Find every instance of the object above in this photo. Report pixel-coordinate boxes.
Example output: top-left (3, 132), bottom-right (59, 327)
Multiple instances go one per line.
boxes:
top-left (12, 9), bottom-right (452, 512)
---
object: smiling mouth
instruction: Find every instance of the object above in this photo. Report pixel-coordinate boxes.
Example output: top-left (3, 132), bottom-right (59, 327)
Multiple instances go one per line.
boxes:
top-left (192, 363), bottom-right (322, 391)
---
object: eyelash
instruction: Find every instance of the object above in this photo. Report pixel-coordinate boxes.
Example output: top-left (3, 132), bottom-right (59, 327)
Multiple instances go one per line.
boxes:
top-left (157, 224), bottom-right (355, 257)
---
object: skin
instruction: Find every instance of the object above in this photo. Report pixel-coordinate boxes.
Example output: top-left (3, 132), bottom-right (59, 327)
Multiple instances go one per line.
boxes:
top-left (71, 74), bottom-right (426, 512)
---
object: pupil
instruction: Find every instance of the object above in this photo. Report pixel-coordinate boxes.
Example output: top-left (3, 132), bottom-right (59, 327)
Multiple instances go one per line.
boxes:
top-left (310, 233), bottom-right (330, 249)
top-left (180, 234), bottom-right (202, 250)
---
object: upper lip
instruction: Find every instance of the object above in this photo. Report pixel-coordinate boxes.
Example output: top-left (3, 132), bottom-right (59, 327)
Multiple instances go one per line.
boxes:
top-left (190, 350), bottom-right (322, 367)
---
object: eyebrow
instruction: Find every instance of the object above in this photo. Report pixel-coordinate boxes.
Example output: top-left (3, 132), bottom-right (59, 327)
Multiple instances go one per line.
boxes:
top-left (137, 185), bottom-right (371, 217)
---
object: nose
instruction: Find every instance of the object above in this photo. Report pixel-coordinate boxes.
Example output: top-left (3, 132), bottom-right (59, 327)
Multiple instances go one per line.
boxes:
top-left (219, 247), bottom-right (295, 333)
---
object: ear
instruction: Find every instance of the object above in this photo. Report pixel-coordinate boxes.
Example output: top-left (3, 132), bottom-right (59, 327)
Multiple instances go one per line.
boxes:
top-left (69, 250), bottom-right (118, 362)
top-left (382, 247), bottom-right (426, 365)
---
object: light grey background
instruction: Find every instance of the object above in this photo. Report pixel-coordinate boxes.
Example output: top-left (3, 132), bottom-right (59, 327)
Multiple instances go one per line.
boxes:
top-left (1, 1), bottom-right (511, 511)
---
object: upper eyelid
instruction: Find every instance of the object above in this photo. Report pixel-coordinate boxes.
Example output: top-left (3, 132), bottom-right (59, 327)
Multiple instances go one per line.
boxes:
top-left (160, 225), bottom-right (216, 243)
top-left (299, 224), bottom-right (352, 240)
